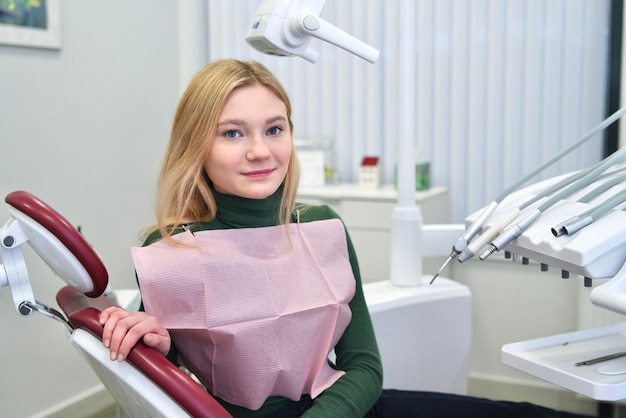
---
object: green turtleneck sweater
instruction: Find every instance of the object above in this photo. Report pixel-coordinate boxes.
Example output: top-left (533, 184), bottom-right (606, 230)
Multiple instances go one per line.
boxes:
top-left (142, 188), bottom-right (383, 418)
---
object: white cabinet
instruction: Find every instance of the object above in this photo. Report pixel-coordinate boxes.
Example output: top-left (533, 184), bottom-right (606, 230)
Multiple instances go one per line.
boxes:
top-left (297, 185), bottom-right (449, 283)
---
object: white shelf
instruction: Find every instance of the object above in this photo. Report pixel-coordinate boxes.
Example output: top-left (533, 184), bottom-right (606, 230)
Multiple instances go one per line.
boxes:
top-left (502, 322), bottom-right (626, 401)
top-left (298, 184), bottom-right (447, 203)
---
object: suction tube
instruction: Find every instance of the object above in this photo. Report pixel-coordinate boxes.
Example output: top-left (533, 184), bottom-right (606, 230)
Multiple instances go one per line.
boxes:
top-left (554, 188), bottom-right (626, 236)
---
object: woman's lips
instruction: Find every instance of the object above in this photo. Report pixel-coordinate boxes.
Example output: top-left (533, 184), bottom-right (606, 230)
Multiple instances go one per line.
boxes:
top-left (242, 168), bottom-right (274, 179)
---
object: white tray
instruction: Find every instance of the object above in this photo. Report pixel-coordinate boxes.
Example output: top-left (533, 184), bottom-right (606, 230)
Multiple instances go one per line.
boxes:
top-left (502, 322), bottom-right (626, 401)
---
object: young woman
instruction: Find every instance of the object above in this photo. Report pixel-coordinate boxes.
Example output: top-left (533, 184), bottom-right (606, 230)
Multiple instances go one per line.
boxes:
top-left (99, 59), bottom-right (383, 417)
top-left (99, 59), bottom-right (595, 418)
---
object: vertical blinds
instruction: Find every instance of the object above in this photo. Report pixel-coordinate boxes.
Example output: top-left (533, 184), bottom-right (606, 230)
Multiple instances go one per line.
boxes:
top-left (206, 0), bottom-right (610, 222)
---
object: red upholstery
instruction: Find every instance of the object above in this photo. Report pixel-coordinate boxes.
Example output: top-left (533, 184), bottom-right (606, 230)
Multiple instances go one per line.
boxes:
top-left (5, 191), bottom-right (108, 297)
top-left (4, 190), bottom-right (231, 417)
top-left (57, 286), bottom-right (232, 418)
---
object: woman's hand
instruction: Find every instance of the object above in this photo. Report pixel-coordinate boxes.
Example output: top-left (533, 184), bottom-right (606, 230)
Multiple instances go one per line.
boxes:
top-left (99, 306), bottom-right (171, 361)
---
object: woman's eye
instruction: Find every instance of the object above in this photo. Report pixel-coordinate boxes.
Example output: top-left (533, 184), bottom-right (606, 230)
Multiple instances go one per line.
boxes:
top-left (224, 130), bottom-right (241, 139)
top-left (267, 126), bottom-right (283, 136)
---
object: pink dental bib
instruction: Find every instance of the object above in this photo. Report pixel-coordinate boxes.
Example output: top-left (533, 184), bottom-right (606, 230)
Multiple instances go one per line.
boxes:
top-left (131, 218), bottom-right (356, 410)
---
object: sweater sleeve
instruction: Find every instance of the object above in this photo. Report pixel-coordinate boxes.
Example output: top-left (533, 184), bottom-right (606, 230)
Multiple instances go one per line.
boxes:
top-left (300, 206), bottom-right (383, 417)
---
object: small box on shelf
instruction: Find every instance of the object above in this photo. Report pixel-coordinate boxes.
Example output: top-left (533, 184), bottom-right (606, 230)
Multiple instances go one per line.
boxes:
top-left (359, 156), bottom-right (381, 189)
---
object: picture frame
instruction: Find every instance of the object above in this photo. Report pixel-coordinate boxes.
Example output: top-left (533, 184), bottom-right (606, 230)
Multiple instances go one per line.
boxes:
top-left (0, 0), bottom-right (61, 49)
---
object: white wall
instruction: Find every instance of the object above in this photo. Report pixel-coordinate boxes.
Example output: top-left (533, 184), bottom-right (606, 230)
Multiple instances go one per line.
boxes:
top-left (0, 1), bottom-right (180, 416)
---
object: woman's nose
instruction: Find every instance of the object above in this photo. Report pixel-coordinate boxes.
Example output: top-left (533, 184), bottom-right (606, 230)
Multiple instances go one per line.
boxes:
top-left (246, 136), bottom-right (271, 160)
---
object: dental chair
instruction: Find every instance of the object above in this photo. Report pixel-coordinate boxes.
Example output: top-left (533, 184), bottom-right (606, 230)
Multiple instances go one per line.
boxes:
top-left (0, 190), bottom-right (231, 418)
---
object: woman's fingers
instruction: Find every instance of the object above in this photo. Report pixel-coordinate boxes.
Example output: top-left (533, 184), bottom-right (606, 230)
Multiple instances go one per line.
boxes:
top-left (98, 307), bottom-right (170, 360)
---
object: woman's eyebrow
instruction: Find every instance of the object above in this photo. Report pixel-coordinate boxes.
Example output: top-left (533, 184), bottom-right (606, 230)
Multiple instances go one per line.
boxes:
top-left (217, 118), bottom-right (246, 127)
top-left (218, 116), bottom-right (287, 126)
top-left (266, 115), bottom-right (287, 124)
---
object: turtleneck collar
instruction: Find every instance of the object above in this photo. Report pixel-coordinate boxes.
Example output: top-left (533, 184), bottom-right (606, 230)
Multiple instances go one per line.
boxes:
top-left (212, 186), bottom-right (284, 228)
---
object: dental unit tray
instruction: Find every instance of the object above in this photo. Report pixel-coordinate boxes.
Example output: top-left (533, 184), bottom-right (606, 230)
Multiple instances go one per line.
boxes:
top-left (502, 322), bottom-right (626, 401)
top-left (465, 168), bottom-right (626, 286)
top-left (463, 163), bottom-right (626, 401)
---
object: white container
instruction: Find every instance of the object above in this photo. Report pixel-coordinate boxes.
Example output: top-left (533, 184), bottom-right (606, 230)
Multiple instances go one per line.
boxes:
top-left (364, 277), bottom-right (472, 394)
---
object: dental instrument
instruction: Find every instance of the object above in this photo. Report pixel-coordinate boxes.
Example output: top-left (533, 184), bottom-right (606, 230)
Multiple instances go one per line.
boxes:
top-left (431, 105), bottom-right (626, 283)
top-left (456, 208), bottom-right (521, 264)
top-left (456, 169), bottom-right (589, 264)
top-left (552, 188), bottom-right (626, 237)
top-left (480, 146), bottom-right (626, 260)
top-left (575, 351), bottom-right (626, 367)
top-left (527, 167), bottom-right (626, 237)
top-left (458, 158), bottom-right (626, 261)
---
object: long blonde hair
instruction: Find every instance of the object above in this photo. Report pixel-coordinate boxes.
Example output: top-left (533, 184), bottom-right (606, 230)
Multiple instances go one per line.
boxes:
top-left (150, 59), bottom-right (299, 241)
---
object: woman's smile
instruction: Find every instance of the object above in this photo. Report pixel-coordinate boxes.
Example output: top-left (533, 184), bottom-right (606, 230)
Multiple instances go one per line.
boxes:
top-left (242, 168), bottom-right (275, 179)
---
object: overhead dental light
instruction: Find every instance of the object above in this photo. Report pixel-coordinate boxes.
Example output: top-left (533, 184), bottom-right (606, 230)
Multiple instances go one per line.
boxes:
top-left (245, 0), bottom-right (379, 63)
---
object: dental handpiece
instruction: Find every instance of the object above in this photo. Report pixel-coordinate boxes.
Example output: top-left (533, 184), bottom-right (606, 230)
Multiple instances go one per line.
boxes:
top-left (480, 146), bottom-right (626, 260)
top-left (479, 209), bottom-right (542, 260)
top-left (432, 107), bottom-right (626, 279)
top-left (458, 208), bottom-right (521, 263)
top-left (430, 201), bottom-right (498, 284)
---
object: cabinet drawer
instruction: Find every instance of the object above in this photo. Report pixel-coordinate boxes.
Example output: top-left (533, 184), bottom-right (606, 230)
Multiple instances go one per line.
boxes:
top-left (349, 230), bottom-right (391, 283)
top-left (334, 200), bottom-right (394, 230)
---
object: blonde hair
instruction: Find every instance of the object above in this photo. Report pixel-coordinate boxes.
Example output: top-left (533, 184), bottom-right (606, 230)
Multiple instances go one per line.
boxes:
top-left (150, 59), bottom-right (299, 241)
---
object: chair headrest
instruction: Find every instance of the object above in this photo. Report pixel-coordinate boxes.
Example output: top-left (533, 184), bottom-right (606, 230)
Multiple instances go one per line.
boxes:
top-left (5, 191), bottom-right (108, 297)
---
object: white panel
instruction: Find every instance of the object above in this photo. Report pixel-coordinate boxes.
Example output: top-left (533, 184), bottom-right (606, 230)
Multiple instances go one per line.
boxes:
top-left (541, 0), bottom-right (564, 180)
top-left (431, 0), bottom-right (453, 192)
top-left (415, 0), bottom-right (434, 166)
top-left (382, 1), bottom-right (399, 183)
top-left (204, 0), bottom-right (611, 222)
top-left (484, 0), bottom-right (506, 203)
top-left (501, 1), bottom-right (526, 196)
top-left (559, 0), bottom-right (585, 174)
top-left (449, 0), bottom-right (470, 218)
top-left (466, 0), bottom-right (489, 214)
top-left (521, 1), bottom-right (545, 181)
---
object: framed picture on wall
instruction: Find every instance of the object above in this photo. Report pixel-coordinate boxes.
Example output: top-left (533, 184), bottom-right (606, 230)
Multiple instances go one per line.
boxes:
top-left (0, 0), bottom-right (60, 49)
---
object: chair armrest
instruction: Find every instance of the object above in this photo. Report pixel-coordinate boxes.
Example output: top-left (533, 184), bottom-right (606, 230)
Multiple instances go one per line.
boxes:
top-left (57, 286), bottom-right (232, 418)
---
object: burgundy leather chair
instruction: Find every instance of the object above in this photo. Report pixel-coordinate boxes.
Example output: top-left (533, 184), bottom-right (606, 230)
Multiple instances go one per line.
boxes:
top-left (1, 191), bottom-right (231, 418)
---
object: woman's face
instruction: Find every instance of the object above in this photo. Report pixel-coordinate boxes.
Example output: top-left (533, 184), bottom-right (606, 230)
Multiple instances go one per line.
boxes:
top-left (205, 84), bottom-right (292, 199)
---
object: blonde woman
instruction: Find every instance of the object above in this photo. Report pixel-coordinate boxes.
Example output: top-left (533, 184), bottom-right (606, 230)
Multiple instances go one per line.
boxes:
top-left (99, 59), bottom-right (383, 417)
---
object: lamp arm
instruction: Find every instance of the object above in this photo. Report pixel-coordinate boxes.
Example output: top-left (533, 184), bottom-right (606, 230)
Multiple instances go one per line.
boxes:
top-left (290, 13), bottom-right (379, 63)
top-left (246, 0), bottom-right (379, 63)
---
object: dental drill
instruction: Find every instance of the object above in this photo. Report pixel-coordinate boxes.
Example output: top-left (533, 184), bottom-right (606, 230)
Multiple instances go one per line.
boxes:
top-left (430, 105), bottom-right (626, 283)
top-left (457, 159), bottom-right (626, 264)
top-left (456, 169), bottom-right (586, 263)
top-left (479, 145), bottom-right (626, 260)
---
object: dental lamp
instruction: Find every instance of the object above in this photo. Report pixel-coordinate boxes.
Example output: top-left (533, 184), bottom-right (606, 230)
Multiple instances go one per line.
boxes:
top-left (245, 0), bottom-right (379, 63)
